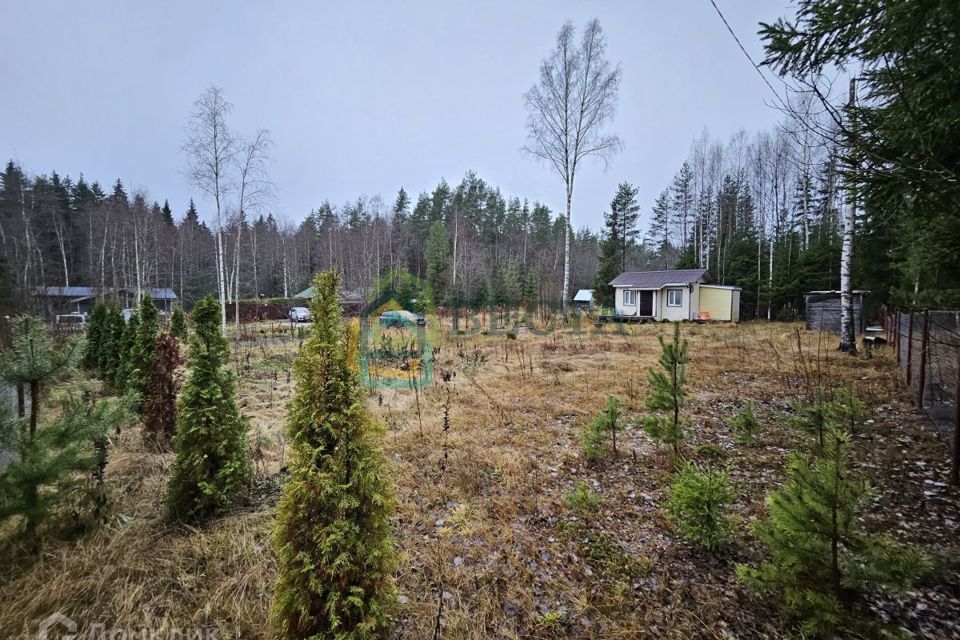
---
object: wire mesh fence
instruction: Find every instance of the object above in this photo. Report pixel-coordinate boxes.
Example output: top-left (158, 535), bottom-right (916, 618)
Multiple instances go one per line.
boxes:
top-left (886, 311), bottom-right (960, 460)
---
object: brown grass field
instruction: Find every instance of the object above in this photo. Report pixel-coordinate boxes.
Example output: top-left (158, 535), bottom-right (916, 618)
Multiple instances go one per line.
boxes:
top-left (1, 319), bottom-right (958, 639)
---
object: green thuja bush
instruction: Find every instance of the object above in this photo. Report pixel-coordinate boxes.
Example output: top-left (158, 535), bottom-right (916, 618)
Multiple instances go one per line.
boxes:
top-left (731, 401), bottom-right (761, 445)
top-left (666, 461), bottom-right (735, 551)
top-left (738, 427), bottom-right (930, 636)
top-left (272, 270), bottom-right (396, 640)
top-left (83, 300), bottom-right (107, 370)
top-left (98, 302), bottom-right (125, 384)
top-left (166, 295), bottom-right (249, 521)
top-left (640, 322), bottom-right (689, 458)
top-left (170, 305), bottom-right (188, 340)
top-left (128, 294), bottom-right (160, 402)
top-left (114, 308), bottom-right (139, 392)
top-left (581, 395), bottom-right (625, 461)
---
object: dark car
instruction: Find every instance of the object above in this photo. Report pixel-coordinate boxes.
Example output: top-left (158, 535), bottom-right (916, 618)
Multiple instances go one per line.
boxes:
top-left (379, 310), bottom-right (425, 328)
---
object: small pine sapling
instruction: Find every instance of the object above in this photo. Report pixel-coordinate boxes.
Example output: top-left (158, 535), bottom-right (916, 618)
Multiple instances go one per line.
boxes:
top-left (166, 295), bottom-right (250, 521)
top-left (142, 331), bottom-right (184, 447)
top-left (170, 305), bottom-right (188, 340)
top-left (272, 270), bottom-right (396, 639)
top-left (0, 316), bottom-right (133, 535)
top-left (738, 427), bottom-right (930, 636)
top-left (665, 461), bottom-right (736, 551)
top-left (581, 395), bottom-right (625, 461)
top-left (731, 400), bottom-right (761, 445)
top-left (640, 322), bottom-right (689, 459)
top-left (563, 481), bottom-right (602, 512)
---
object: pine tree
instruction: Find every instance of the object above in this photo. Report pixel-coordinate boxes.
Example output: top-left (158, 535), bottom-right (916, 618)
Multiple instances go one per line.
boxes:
top-left (595, 183), bottom-right (640, 306)
top-left (142, 331), bottom-right (183, 447)
top-left (666, 461), bottom-right (735, 551)
top-left (580, 395), bottom-right (625, 461)
top-left (738, 427), bottom-right (930, 635)
top-left (128, 294), bottom-right (160, 401)
top-left (640, 322), bottom-right (689, 458)
top-left (170, 305), bottom-right (188, 340)
top-left (649, 189), bottom-right (672, 269)
top-left (83, 300), bottom-right (107, 370)
top-left (167, 295), bottom-right (250, 521)
top-left (272, 270), bottom-right (396, 640)
top-left (0, 316), bottom-right (131, 534)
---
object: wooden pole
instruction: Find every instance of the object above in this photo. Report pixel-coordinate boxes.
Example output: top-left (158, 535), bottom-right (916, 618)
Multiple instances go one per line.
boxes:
top-left (951, 346), bottom-right (960, 486)
top-left (906, 313), bottom-right (914, 385)
top-left (917, 311), bottom-right (929, 409)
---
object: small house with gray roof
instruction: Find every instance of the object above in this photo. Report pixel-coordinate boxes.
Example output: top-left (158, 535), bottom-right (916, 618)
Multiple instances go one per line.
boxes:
top-left (607, 269), bottom-right (740, 322)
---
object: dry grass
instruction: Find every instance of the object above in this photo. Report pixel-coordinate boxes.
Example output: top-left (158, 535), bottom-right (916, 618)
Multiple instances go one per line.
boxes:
top-left (1, 320), bottom-right (957, 639)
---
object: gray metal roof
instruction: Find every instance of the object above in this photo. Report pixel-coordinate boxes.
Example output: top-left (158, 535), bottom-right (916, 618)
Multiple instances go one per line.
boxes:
top-left (609, 269), bottom-right (712, 289)
top-left (36, 286), bottom-right (177, 300)
top-left (573, 289), bottom-right (594, 302)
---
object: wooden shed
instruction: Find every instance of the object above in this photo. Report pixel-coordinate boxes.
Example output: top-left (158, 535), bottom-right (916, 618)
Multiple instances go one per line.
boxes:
top-left (804, 291), bottom-right (866, 334)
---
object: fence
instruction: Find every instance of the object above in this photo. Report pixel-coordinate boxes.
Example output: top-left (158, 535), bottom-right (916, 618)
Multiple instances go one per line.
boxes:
top-left (884, 310), bottom-right (960, 483)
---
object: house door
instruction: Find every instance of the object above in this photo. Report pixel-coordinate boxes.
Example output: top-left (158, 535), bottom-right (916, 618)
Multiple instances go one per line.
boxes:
top-left (638, 291), bottom-right (654, 316)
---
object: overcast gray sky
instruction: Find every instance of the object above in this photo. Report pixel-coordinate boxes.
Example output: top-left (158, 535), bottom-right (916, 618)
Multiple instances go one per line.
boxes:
top-left (1, 0), bottom-right (791, 233)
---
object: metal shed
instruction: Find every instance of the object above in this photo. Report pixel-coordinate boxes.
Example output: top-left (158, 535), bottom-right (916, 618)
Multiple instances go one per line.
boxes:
top-left (804, 291), bottom-right (866, 334)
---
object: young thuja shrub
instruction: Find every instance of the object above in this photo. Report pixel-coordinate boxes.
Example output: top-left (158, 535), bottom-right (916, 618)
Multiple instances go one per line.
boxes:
top-left (272, 270), bottom-right (396, 640)
top-left (142, 331), bottom-right (183, 448)
top-left (83, 300), bottom-right (107, 370)
top-left (640, 322), bottom-right (689, 458)
top-left (170, 305), bottom-right (188, 340)
top-left (113, 308), bottom-right (139, 392)
top-left (581, 395), bottom-right (625, 461)
top-left (738, 427), bottom-right (930, 636)
top-left (731, 400), bottom-right (761, 445)
top-left (563, 481), bottom-right (602, 512)
top-left (665, 461), bottom-right (736, 551)
top-left (166, 295), bottom-right (250, 521)
top-left (98, 302), bottom-right (125, 384)
top-left (128, 294), bottom-right (160, 403)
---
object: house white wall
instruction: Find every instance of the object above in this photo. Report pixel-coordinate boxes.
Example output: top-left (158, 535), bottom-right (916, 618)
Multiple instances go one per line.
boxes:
top-left (659, 286), bottom-right (690, 321)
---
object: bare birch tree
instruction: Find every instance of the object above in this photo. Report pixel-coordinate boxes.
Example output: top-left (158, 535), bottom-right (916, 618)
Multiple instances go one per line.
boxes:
top-left (183, 87), bottom-right (236, 331)
top-left (523, 19), bottom-right (622, 311)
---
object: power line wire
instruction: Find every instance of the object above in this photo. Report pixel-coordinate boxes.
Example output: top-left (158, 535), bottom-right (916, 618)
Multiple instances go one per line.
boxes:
top-left (706, 0), bottom-right (789, 112)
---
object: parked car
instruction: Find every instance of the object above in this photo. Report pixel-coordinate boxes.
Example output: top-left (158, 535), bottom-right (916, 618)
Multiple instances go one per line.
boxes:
top-left (289, 306), bottom-right (312, 322)
top-left (379, 310), bottom-right (426, 328)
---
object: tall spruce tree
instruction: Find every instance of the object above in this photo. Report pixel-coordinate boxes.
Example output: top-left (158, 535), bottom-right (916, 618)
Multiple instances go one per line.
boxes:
top-left (738, 427), bottom-right (930, 635)
top-left (166, 295), bottom-right (249, 521)
top-left (595, 182), bottom-right (641, 306)
top-left (649, 190), bottom-right (672, 269)
top-left (272, 270), bottom-right (396, 640)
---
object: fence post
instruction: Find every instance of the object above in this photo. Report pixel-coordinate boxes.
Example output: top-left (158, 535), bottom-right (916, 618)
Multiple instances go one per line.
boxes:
top-left (917, 310), bottom-right (929, 409)
top-left (896, 313), bottom-right (901, 365)
top-left (906, 313), bottom-right (914, 385)
top-left (952, 346), bottom-right (960, 486)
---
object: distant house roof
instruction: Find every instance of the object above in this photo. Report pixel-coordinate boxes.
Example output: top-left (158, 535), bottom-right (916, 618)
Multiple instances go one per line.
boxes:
top-left (293, 286), bottom-right (364, 302)
top-left (36, 286), bottom-right (178, 300)
top-left (573, 289), bottom-right (594, 303)
top-left (609, 269), bottom-right (712, 289)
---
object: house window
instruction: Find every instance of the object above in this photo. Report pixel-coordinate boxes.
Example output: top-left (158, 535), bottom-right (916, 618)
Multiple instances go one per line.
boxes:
top-left (667, 289), bottom-right (683, 307)
top-left (623, 290), bottom-right (636, 305)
